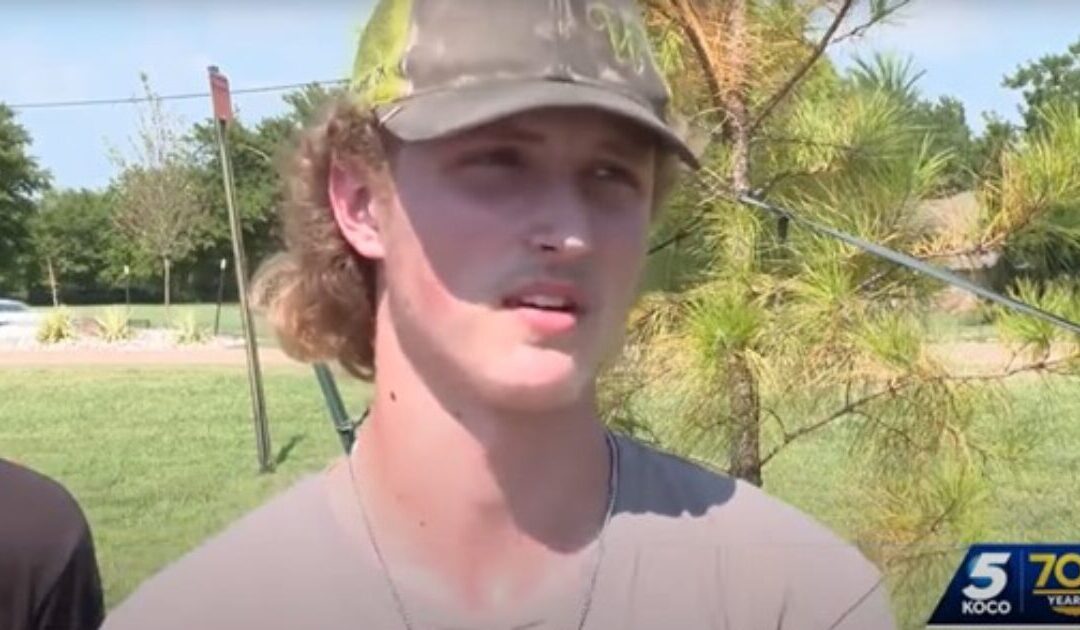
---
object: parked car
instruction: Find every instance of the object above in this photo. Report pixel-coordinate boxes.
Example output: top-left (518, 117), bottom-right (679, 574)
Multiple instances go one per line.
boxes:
top-left (0, 298), bottom-right (42, 328)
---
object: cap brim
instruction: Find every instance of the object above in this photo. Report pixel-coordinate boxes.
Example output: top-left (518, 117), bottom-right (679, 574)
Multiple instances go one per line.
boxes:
top-left (376, 80), bottom-right (700, 169)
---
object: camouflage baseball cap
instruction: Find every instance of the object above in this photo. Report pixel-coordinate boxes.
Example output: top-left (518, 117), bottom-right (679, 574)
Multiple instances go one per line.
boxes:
top-left (350, 0), bottom-right (699, 168)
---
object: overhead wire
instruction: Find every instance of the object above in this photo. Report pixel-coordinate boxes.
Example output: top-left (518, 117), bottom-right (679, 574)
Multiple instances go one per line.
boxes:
top-left (734, 193), bottom-right (1080, 336)
top-left (667, 165), bottom-right (1080, 336)
top-left (6, 79), bottom-right (349, 111)
top-left (673, 163), bottom-right (1080, 336)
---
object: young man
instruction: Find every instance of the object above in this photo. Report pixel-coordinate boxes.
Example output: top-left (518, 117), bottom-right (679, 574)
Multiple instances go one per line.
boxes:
top-left (105, 1), bottom-right (895, 628)
top-left (0, 459), bottom-right (105, 630)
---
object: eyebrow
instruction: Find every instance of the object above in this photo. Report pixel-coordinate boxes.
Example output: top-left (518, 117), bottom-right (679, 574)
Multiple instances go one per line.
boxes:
top-left (467, 119), bottom-right (655, 161)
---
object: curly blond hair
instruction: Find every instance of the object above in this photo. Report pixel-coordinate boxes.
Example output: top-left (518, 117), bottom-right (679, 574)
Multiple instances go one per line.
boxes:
top-left (253, 98), bottom-right (681, 380)
top-left (251, 99), bottom-right (387, 379)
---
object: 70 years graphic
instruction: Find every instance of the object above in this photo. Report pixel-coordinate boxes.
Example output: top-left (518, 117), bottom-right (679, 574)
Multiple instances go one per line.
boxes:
top-left (928, 544), bottom-right (1080, 626)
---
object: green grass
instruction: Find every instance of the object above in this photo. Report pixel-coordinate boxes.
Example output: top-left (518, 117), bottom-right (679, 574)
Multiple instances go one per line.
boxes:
top-left (766, 378), bottom-right (1079, 544)
top-left (621, 368), bottom-right (1079, 628)
top-left (922, 309), bottom-right (999, 342)
top-left (763, 377), bottom-right (1080, 629)
top-left (0, 366), bottom-right (370, 608)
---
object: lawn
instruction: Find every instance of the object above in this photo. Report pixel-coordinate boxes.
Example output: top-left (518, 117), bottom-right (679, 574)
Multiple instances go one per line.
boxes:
top-left (0, 364), bottom-right (1076, 629)
top-left (922, 309), bottom-right (999, 342)
top-left (0, 365), bottom-right (370, 608)
top-left (762, 376), bottom-right (1080, 628)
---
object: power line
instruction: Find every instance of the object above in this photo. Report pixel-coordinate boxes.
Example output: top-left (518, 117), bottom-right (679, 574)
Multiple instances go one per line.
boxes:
top-left (735, 193), bottom-right (1080, 337)
top-left (6, 78), bottom-right (349, 111)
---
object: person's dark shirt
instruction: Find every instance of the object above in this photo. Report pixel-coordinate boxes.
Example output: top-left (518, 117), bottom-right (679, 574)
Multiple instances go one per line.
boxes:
top-left (0, 459), bottom-right (105, 630)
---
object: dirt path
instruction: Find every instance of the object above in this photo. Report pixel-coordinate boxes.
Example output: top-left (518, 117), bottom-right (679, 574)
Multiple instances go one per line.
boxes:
top-left (0, 346), bottom-right (300, 368)
top-left (927, 341), bottom-right (1075, 375)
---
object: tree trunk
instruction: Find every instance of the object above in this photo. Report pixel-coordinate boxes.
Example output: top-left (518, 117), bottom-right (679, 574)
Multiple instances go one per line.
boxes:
top-left (722, 0), bottom-right (762, 485)
top-left (163, 256), bottom-right (171, 319)
top-left (722, 0), bottom-right (752, 194)
top-left (672, 0), bottom-right (763, 484)
top-left (726, 351), bottom-right (762, 485)
top-left (46, 257), bottom-right (59, 307)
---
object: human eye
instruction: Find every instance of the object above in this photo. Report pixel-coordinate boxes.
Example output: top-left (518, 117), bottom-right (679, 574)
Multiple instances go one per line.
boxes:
top-left (590, 160), bottom-right (643, 192)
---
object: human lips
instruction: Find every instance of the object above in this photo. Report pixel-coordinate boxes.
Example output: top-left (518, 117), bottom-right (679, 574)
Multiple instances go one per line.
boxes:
top-left (501, 281), bottom-right (586, 335)
top-left (502, 280), bottom-right (585, 313)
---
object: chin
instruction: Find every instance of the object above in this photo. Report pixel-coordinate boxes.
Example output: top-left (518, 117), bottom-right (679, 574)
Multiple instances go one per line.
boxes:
top-left (478, 351), bottom-right (591, 411)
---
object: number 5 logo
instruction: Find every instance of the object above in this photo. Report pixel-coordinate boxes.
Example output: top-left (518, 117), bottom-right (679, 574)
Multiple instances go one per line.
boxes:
top-left (964, 552), bottom-right (1011, 600)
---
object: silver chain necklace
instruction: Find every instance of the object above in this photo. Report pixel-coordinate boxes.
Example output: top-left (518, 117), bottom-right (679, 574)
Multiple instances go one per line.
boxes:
top-left (346, 430), bottom-right (619, 630)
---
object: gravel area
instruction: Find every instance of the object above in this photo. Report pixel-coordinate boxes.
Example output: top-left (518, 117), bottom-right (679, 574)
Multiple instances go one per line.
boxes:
top-left (0, 326), bottom-right (297, 366)
top-left (0, 327), bottom-right (246, 352)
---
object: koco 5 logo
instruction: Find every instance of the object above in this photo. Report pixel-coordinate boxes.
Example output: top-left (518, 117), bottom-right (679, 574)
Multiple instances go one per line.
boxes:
top-left (962, 552), bottom-right (1013, 615)
top-left (928, 544), bottom-right (1080, 626)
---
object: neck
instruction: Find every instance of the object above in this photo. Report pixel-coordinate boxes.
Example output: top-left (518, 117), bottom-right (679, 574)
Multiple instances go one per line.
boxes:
top-left (349, 309), bottom-right (613, 612)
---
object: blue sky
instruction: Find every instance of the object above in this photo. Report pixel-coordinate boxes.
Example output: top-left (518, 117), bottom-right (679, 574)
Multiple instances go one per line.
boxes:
top-left (3, 1), bottom-right (1079, 191)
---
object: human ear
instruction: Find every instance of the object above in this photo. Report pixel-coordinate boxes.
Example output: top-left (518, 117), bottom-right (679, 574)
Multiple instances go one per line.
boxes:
top-left (328, 154), bottom-right (386, 260)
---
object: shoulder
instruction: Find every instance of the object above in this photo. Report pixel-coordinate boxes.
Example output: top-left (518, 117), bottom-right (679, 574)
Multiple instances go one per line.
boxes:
top-left (104, 470), bottom-right (350, 630)
top-left (0, 458), bottom-right (93, 570)
top-left (0, 459), bottom-right (104, 630)
top-left (613, 432), bottom-right (858, 545)
top-left (609, 434), bottom-right (895, 629)
top-left (0, 458), bottom-right (90, 530)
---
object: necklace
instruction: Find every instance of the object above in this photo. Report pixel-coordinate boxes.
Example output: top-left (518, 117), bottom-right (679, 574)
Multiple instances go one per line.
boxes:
top-left (346, 430), bottom-right (619, 630)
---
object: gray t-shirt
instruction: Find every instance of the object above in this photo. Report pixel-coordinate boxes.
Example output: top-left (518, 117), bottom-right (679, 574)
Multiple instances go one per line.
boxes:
top-left (103, 434), bottom-right (894, 629)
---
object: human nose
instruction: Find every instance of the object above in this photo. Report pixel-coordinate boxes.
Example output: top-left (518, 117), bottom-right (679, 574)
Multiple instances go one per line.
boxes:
top-left (525, 184), bottom-right (593, 262)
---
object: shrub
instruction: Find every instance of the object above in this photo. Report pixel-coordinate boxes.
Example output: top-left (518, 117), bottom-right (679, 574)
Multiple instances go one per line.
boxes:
top-left (172, 310), bottom-right (211, 345)
top-left (36, 308), bottom-right (75, 344)
top-left (96, 307), bottom-right (134, 343)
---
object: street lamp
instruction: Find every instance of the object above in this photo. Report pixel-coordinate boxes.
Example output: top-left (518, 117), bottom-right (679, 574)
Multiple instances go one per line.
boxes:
top-left (214, 257), bottom-right (228, 336)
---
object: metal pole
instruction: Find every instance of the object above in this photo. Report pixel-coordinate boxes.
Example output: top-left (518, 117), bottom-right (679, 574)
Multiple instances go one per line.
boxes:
top-left (124, 265), bottom-right (131, 308)
top-left (313, 363), bottom-right (358, 454)
top-left (214, 116), bottom-right (273, 473)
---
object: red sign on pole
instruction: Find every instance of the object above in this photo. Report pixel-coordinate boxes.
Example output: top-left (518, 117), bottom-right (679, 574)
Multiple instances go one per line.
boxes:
top-left (208, 65), bottom-right (233, 122)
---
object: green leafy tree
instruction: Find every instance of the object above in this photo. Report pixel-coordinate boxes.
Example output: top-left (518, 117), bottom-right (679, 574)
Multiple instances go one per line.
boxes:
top-left (30, 188), bottom-right (124, 303)
top-left (962, 39), bottom-right (1080, 281)
top-left (911, 96), bottom-right (975, 194)
top-left (970, 112), bottom-right (1019, 181)
top-left (851, 54), bottom-right (976, 194)
top-left (979, 103), bottom-right (1080, 280)
top-left (184, 82), bottom-right (344, 294)
top-left (110, 74), bottom-right (210, 314)
top-left (279, 82), bottom-right (344, 128)
top-left (1003, 37), bottom-right (1080, 131)
top-left (0, 103), bottom-right (50, 293)
top-left (188, 118), bottom-right (282, 265)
